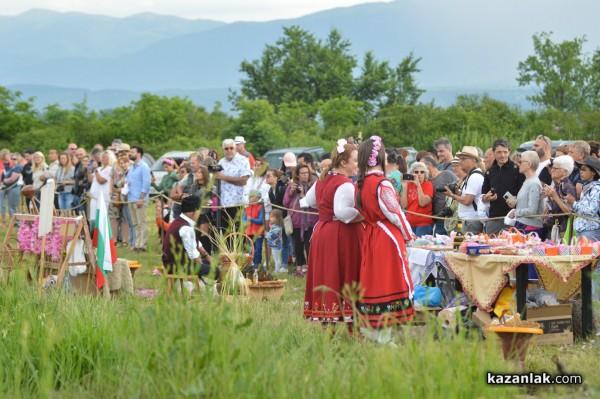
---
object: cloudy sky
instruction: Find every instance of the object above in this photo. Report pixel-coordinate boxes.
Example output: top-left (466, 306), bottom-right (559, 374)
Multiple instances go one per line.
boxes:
top-left (0, 0), bottom-right (392, 22)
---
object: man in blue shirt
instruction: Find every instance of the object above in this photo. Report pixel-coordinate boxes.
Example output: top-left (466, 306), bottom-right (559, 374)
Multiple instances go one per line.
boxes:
top-left (127, 145), bottom-right (151, 252)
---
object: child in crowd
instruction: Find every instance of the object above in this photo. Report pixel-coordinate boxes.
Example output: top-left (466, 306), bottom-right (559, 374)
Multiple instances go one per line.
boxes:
top-left (243, 190), bottom-right (264, 271)
top-left (266, 209), bottom-right (284, 273)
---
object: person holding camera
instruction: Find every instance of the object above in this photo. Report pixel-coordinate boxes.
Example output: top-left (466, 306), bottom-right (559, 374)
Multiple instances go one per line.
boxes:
top-left (444, 146), bottom-right (485, 234)
top-left (422, 156), bottom-right (456, 236)
top-left (214, 139), bottom-right (252, 233)
top-left (400, 161), bottom-right (434, 237)
top-left (283, 163), bottom-right (318, 277)
top-left (171, 152), bottom-right (203, 219)
top-left (480, 139), bottom-right (525, 235)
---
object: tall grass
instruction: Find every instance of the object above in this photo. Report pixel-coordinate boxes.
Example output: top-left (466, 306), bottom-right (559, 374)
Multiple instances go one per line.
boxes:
top-left (0, 204), bottom-right (598, 397)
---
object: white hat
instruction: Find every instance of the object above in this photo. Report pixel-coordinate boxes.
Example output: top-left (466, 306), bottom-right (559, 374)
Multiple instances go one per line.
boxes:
top-left (283, 152), bottom-right (297, 168)
top-left (455, 146), bottom-right (482, 162)
top-left (234, 136), bottom-right (246, 144)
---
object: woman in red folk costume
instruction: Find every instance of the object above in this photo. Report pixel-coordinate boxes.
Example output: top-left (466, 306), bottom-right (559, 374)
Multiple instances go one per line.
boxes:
top-left (302, 139), bottom-right (364, 326)
top-left (356, 136), bottom-right (415, 345)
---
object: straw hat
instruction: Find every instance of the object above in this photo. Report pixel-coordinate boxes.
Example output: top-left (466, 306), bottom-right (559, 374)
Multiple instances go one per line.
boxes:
top-left (455, 146), bottom-right (482, 162)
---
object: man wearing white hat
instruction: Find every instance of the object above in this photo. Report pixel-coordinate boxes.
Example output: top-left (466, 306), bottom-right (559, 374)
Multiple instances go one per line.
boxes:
top-left (443, 146), bottom-right (485, 234)
top-left (234, 136), bottom-right (255, 168)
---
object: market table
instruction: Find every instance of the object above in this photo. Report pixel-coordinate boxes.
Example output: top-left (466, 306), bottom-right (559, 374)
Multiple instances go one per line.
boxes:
top-left (444, 252), bottom-right (598, 338)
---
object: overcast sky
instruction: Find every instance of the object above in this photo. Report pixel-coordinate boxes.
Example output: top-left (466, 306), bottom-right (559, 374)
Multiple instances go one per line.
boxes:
top-left (0, 0), bottom-right (392, 22)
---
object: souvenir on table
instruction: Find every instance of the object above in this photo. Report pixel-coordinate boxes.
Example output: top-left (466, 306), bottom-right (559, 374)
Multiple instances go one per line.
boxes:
top-left (544, 240), bottom-right (559, 256)
top-left (459, 241), bottom-right (492, 255)
top-left (501, 227), bottom-right (524, 245)
top-left (571, 237), bottom-right (594, 255)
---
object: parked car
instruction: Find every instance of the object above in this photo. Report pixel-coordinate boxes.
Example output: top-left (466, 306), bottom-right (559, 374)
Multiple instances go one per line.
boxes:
top-left (401, 147), bottom-right (418, 165)
top-left (262, 147), bottom-right (328, 169)
top-left (149, 150), bottom-right (194, 195)
top-left (517, 139), bottom-right (573, 155)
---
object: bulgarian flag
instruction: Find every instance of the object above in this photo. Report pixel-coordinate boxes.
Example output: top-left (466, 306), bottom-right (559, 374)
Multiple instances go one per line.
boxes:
top-left (92, 191), bottom-right (117, 289)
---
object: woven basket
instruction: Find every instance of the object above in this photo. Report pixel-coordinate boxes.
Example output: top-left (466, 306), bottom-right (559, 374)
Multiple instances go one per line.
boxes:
top-left (247, 281), bottom-right (286, 301)
top-left (219, 233), bottom-right (254, 273)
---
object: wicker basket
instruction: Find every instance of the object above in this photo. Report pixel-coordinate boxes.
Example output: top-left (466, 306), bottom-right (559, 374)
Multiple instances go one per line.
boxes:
top-left (219, 233), bottom-right (254, 273)
top-left (247, 280), bottom-right (286, 301)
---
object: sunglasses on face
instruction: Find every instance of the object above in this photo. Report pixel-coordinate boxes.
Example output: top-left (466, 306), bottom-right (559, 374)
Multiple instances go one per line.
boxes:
top-left (223, 147), bottom-right (234, 150)
top-left (413, 171), bottom-right (425, 174)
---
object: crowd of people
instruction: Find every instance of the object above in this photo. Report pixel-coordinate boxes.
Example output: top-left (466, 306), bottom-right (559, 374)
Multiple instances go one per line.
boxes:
top-left (1, 132), bottom-right (599, 336)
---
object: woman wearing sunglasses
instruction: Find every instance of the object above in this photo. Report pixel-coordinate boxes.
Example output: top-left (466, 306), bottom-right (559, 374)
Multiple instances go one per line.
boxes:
top-left (400, 161), bottom-right (433, 237)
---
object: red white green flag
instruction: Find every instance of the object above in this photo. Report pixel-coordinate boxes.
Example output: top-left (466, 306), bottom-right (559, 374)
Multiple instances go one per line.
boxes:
top-left (92, 191), bottom-right (117, 289)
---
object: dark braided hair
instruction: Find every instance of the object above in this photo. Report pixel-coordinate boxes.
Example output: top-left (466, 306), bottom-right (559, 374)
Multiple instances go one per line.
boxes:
top-left (355, 137), bottom-right (386, 210)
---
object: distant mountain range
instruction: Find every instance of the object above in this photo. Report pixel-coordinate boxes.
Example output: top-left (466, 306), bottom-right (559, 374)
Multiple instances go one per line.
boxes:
top-left (2, 0), bottom-right (599, 112)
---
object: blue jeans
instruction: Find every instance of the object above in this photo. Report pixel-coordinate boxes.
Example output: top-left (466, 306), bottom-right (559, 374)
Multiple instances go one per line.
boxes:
top-left (7, 185), bottom-right (21, 217)
top-left (253, 236), bottom-right (264, 268)
top-left (58, 192), bottom-right (73, 210)
top-left (433, 220), bottom-right (447, 236)
top-left (121, 202), bottom-right (136, 247)
top-left (414, 224), bottom-right (434, 237)
top-left (0, 188), bottom-right (6, 217)
top-left (281, 234), bottom-right (291, 267)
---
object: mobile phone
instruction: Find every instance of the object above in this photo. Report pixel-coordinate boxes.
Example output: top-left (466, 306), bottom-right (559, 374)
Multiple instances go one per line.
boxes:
top-left (490, 188), bottom-right (496, 195)
top-left (402, 173), bottom-right (415, 181)
top-left (503, 192), bottom-right (515, 201)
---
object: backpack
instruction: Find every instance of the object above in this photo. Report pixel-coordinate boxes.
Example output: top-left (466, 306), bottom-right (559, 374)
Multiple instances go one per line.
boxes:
top-left (463, 168), bottom-right (484, 211)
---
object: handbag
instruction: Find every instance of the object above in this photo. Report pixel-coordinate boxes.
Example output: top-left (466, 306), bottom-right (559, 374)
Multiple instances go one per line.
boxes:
top-left (283, 195), bottom-right (298, 236)
top-left (283, 215), bottom-right (294, 236)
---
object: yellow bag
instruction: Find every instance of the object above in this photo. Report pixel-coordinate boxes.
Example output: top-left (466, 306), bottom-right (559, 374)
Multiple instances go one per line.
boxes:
top-left (493, 286), bottom-right (516, 318)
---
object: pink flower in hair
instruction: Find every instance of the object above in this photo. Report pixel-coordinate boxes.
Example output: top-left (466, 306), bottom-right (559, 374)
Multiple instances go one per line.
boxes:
top-left (368, 135), bottom-right (382, 166)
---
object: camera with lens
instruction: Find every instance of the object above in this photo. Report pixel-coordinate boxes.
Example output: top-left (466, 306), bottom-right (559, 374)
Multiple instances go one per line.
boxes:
top-left (281, 169), bottom-right (293, 184)
top-left (435, 183), bottom-right (458, 193)
top-left (436, 206), bottom-right (454, 218)
top-left (208, 164), bottom-right (224, 173)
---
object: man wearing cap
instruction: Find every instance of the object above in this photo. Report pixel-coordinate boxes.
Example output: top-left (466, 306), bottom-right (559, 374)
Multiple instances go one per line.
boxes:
top-left (215, 139), bottom-right (252, 232)
top-left (234, 136), bottom-right (255, 168)
top-left (481, 139), bottom-right (525, 235)
top-left (111, 139), bottom-right (123, 151)
top-left (444, 146), bottom-right (485, 234)
top-left (162, 195), bottom-right (218, 280)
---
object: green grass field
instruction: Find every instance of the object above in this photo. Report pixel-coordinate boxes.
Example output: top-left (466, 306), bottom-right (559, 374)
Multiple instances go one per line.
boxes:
top-left (0, 204), bottom-right (598, 398)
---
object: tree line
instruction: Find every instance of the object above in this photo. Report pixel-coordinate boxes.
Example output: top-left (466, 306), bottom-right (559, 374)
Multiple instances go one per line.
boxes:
top-left (1, 29), bottom-right (599, 157)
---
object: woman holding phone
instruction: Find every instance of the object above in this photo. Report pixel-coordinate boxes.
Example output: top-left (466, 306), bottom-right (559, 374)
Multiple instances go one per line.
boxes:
top-left (400, 161), bottom-right (433, 236)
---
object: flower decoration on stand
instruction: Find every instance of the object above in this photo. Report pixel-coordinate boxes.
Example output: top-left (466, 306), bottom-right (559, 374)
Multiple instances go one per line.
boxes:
top-left (17, 217), bottom-right (66, 261)
top-left (368, 135), bottom-right (382, 166)
top-left (336, 139), bottom-right (347, 154)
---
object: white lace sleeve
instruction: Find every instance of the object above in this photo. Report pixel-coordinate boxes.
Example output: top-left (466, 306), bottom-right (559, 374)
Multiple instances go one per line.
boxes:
top-left (334, 182), bottom-right (359, 224)
top-left (378, 179), bottom-right (413, 242)
top-left (300, 181), bottom-right (317, 209)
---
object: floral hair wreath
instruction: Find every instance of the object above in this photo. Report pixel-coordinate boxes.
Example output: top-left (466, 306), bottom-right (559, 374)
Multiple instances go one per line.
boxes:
top-left (368, 135), bottom-right (382, 166)
top-left (336, 138), bottom-right (347, 154)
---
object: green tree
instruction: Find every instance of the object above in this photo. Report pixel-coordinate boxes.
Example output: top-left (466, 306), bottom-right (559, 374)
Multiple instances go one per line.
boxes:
top-left (238, 26), bottom-right (355, 108)
top-left (383, 52), bottom-right (425, 108)
top-left (517, 32), bottom-right (598, 112)
top-left (0, 86), bottom-right (38, 144)
top-left (228, 99), bottom-right (286, 156)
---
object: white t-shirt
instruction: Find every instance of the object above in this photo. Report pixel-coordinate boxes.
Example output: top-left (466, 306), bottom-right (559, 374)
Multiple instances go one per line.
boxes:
top-left (458, 169), bottom-right (484, 220)
top-left (89, 166), bottom-right (112, 220)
